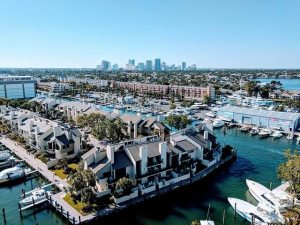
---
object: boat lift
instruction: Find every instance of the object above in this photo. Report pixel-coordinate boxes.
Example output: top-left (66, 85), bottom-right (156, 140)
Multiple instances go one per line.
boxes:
top-left (19, 182), bottom-right (55, 211)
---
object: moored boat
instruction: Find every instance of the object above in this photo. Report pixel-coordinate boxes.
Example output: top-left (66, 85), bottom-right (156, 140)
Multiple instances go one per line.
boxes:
top-left (249, 127), bottom-right (259, 136)
top-left (212, 119), bottom-right (224, 128)
top-left (205, 111), bottom-right (216, 118)
top-left (19, 188), bottom-right (52, 206)
top-left (271, 131), bottom-right (283, 139)
top-left (0, 166), bottom-right (31, 184)
top-left (258, 129), bottom-right (272, 138)
top-left (200, 221), bottom-right (215, 225)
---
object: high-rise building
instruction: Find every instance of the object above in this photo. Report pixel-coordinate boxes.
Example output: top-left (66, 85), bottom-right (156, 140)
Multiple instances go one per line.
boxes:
top-left (182, 62), bottom-right (186, 70)
top-left (128, 59), bottom-right (135, 66)
top-left (145, 60), bottom-right (153, 71)
top-left (112, 64), bottom-right (119, 71)
top-left (137, 63), bottom-right (145, 71)
top-left (154, 58), bottom-right (161, 71)
top-left (101, 60), bottom-right (111, 71)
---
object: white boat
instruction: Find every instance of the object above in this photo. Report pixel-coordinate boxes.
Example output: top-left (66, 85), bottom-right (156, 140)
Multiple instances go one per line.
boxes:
top-left (218, 116), bottom-right (232, 122)
top-left (297, 136), bottom-right (300, 144)
top-left (0, 166), bottom-right (31, 184)
top-left (212, 119), bottom-right (224, 128)
top-left (258, 129), bottom-right (272, 138)
top-left (246, 179), bottom-right (292, 219)
top-left (249, 127), bottom-right (259, 136)
top-left (0, 150), bottom-right (11, 161)
top-left (286, 133), bottom-right (294, 140)
top-left (19, 188), bottom-right (52, 206)
top-left (205, 112), bottom-right (216, 118)
top-left (271, 131), bottom-right (283, 139)
top-left (228, 197), bottom-right (284, 225)
top-left (200, 221), bottom-right (215, 225)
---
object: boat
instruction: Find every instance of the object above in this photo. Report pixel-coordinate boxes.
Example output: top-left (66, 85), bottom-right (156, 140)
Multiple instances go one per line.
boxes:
top-left (0, 166), bottom-right (31, 184)
top-left (271, 131), bottom-right (283, 139)
top-left (286, 133), bottom-right (294, 140)
top-left (0, 150), bottom-right (11, 162)
top-left (200, 221), bottom-right (215, 225)
top-left (249, 127), bottom-right (259, 136)
top-left (297, 136), bottom-right (300, 144)
top-left (205, 112), bottom-right (216, 118)
top-left (19, 188), bottom-right (52, 206)
top-left (212, 119), bottom-right (224, 128)
top-left (228, 197), bottom-right (284, 225)
top-left (258, 129), bottom-right (272, 138)
top-left (218, 116), bottom-right (232, 122)
top-left (238, 125), bottom-right (251, 133)
top-left (246, 179), bottom-right (292, 217)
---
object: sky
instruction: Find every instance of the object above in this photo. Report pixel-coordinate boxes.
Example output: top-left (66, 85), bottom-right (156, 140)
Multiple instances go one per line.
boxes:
top-left (0, 0), bottom-right (300, 69)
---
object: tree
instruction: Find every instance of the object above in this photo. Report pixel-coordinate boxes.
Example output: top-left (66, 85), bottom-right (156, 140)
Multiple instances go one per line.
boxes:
top-left (277, 149), bottom-right (300, 197)
top-left (165, 115), bottom-right (192, 131)
top-left (203, 95), bottom-right (211, 104)
top-left (115, 177), bottom-right (134, 195)
top-left (191, 220), bottom-right (200, 225)
top-left (244, 81), bottom-right (257, 97)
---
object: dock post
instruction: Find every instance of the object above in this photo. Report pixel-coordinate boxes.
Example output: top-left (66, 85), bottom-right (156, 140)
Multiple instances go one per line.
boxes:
top-left (251, 215), bottom-right (254, 225)
top-left (79, 216), bottom-right (81, 223)
top-left (222, 209), bottom-right (226, 225)
top-left (2, 208), bottom-right (6, 224)
top-left (32, 197), bottom-right (35, 214)
top-left (234, 203), bottom-right (236, 219)
top-left (67, 211), bottom-right (69, 221)
top-left (18, 202), bottom-right (22, 218)
top-left (206, 203), bottom-right (210, 220)
top-left (73, 216), bottom-right (75, 224)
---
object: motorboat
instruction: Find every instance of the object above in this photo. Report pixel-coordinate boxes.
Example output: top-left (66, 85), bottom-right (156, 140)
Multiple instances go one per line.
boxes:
top-left (228, 197), bottom-right (284, 225)
top-left (258, 129), bottom-right (272, 138)
top-left (249, 127), bottom-right (259, 136)
top-left (205, 111), bottom-right (216, 118)
top-left (212, 119), bottom-right (224, 128)
top-left (0, 166), bottom-right (31, 184)
top-left (246, 179), bottom-right (292, 216)
top-left (0, 150), bottom-right (11, 162)
top-left (19, 188), bottom-right (52, 206)
top-left (200, 221), bottom-right (215, 225)
top-left (271, 131), bottom-right (283, 139)
top-left (218, 116), bottom-right (232, 122)
top-left (297, 136), bottom-right (300, 144)
top-left (286, 133), bottom-right (294, 140)
top-left (238, 125), bottom-right (251, 133)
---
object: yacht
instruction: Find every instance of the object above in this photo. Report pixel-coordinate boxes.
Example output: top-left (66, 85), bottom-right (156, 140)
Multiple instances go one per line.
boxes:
top-left (258, 129), bottom-right (272, 138)
top-left (246, 179), bottom-right (292, 216)
top-left (0, 166), bottom-right (31, 184)
top-left (205, 111), bottom-right (216, 118)
top-left (212, 119), bottom-right (224, 128)
top-left (19, 188), bottom-right (52, 206)
top-left (249, 127), bottom-right (259, 136)
top-left (228, 197), bottom-right (284, 225)
top-left (271, 131), bottom-right (283, 139)
top-left (0, 150), bottom-right (11, 162)
top-left (200, 221), bottom-right (215, 225)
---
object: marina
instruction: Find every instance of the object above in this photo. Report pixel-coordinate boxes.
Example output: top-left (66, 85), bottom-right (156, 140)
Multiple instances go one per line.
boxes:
top-left (0, 127), bottom-right (298, 225)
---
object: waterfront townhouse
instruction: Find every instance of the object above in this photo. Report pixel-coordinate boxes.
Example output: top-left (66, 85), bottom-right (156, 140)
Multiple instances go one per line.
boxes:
top-left (17, 117), bottom-right (83, 160)
top-left (81, 125), bottom-right (220, 201)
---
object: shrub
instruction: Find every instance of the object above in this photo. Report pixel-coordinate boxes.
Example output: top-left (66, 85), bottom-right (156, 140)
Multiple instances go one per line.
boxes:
top-left (82, 204), bottom-right (93, 213)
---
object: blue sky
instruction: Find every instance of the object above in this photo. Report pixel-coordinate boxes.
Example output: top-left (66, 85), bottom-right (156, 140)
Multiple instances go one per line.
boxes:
top-left (0, 0), bottom-right (300, 68)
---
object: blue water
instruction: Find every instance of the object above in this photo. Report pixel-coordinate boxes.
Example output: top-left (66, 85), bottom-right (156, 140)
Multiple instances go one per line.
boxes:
top-left (256, 78), bottom-right (300, 91)
top-left (1, 128), bottom-right (298, 225)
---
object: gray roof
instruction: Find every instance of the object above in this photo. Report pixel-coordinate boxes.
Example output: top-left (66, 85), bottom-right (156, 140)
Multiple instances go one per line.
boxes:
top-left (218, 105), bottom-right (300, 121)
top-left (175, 140), bottom-right (197, 152)
top-left (56, 134), bottom-right (74, 145)
top-left (144, 118), bottom-right (157, 128)
top-left (112, 151), bottom-right (133, 170)
top-left (127, 141), bottom-right (171, 161)
top-left (89, 157), bottom-right (109, 174)
top-left (120, 114), bottom-right (142, 124)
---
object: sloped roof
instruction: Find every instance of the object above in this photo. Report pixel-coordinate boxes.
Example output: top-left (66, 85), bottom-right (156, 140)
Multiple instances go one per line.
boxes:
top-left (112, 151), bottom-right (133, 170)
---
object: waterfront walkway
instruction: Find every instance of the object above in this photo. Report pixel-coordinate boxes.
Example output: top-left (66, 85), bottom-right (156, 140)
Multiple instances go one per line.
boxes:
top-left (0, 137), bottom-right (70, 190)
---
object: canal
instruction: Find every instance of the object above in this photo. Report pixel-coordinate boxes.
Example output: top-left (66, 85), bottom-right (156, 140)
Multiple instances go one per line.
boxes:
top-left (1, 127), bottom-right (298, 225)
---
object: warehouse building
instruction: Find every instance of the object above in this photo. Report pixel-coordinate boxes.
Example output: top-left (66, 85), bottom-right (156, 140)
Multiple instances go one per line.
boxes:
top-left (0, 76), bottom-right (37, 99)
top-left (217, 105), bottom-right (300, 132)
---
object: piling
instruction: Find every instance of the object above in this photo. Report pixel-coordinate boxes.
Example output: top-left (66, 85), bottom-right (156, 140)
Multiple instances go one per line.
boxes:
top-left (206, 203), bottom-right (211, 220)
top-left (222, 209), bottom-right (226, 225)
top-left (2, 208), bottom-right (6, 224)
top-left (234, 203), bottom-right (237, 219)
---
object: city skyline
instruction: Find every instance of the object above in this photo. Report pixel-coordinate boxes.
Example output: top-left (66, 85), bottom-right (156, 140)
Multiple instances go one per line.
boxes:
top-left (0, 0), bottom-right (300, 69)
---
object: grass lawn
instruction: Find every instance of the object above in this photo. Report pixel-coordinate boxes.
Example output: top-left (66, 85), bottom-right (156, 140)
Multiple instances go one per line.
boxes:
top-left (50, 163), bottom-right (78, 179)
top-left (63, 193), bottom-right (94, 216)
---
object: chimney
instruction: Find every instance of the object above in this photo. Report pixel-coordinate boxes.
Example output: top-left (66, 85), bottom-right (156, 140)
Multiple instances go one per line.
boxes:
top-left (139, 146), bottom-right (148, 175)
top-left (106, 145), bottom-right (115, 164)
top-left (133, 123), bottom-right (138, 139)
top-left (53, 125), bottom-right (62, 137)
top-left (29, 120), bottom-right (33, 131)
top-left (159, 142), bottom-right (167, 168)
top-left (204, 130), bottom-right (208, 140)
top-left (127, 121), bottom-right (132, 138)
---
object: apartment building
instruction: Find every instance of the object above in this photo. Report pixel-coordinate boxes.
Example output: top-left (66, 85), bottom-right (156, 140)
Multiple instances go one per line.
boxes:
top-left (110, 80), bottom-right (214, 100)
top-left (81, 125), bottom-right (220, 200)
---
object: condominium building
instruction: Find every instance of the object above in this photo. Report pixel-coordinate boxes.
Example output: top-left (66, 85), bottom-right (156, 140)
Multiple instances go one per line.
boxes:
top-left (0, 76), bottom-right (37, 99)
top-left (110, 80), bottom-right (215, 100)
